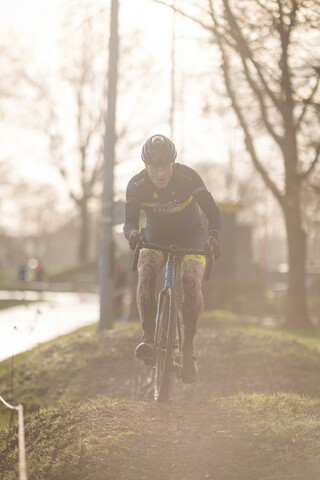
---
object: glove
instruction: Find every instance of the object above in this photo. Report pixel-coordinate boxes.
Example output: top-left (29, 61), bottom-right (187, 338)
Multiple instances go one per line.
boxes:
top-left (128, 230), bottom-right (140, 250)
top-left (128, 230), bottom-right (147, 250)
top-left (207, 230), bottom-right (221, 260)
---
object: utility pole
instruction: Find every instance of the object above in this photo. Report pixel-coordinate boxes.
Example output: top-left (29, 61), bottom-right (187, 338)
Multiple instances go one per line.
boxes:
top-left (99, 0), bottom-right (119, 330)
top-left (169, 0), bottom-right (176, 139)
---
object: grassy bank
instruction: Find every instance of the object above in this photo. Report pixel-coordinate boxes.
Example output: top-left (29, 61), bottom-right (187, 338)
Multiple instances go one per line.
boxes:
top-left (1, 393), bottom-right (320, 480)
top-left (1, 312), bottom-right (320, 479)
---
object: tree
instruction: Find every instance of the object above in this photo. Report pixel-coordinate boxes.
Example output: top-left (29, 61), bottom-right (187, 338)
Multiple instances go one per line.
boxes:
top-left (14, 1), bottom-right (162, 263)
top-left (153, 0), bottom-right (320, 327)
top-left (6, 181), bottom-right (65, 237)
top-left (17, 4), bottom-right (110, 264)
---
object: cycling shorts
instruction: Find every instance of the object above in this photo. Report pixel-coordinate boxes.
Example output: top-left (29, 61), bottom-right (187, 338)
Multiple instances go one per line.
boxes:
top-left (141, 227), bottom-right (207, 268)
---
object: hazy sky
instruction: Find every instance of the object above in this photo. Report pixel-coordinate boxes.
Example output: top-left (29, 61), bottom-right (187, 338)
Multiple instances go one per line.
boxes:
top-left (1, 1), bottom-right (228, 202)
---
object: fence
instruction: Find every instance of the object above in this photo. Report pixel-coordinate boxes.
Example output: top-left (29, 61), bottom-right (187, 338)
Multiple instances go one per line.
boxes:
top-left (0, 396), bottom-right (27, 480)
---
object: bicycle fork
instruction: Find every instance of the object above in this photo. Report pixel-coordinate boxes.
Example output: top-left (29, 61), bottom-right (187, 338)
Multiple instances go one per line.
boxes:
top-left (154, 256), bottom-right (175, 345)
top-left (154, 257), bottom-right (183, 375)
top-left (154, 288), bottom-right (167, 348)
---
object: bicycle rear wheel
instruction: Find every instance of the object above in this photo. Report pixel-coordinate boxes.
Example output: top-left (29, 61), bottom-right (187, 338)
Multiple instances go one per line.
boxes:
top-left (154, 288), bottom-right (176, 402)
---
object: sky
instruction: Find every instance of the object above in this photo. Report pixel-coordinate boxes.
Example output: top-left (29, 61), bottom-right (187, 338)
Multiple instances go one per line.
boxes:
top-left (0, 0), bottom-right (230, 232)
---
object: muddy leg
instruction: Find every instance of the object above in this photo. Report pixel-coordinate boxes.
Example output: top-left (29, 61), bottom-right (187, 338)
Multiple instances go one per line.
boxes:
top-left (181, 260), bottom-right (205, 351)
top-left (137, 250), bottom-right (162, 340)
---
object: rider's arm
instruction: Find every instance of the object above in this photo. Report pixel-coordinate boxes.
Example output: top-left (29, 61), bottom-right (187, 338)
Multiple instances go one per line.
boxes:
top-left (189, 169), bottom-right (222, 235)
top-left (123, 181), bottom-right (141, 240)
top-left (195, 189), bottom-right (221, 236)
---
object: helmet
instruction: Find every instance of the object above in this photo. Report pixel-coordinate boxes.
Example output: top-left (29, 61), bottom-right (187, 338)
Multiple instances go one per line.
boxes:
top-left (141, 134), bottom-right (177, 165)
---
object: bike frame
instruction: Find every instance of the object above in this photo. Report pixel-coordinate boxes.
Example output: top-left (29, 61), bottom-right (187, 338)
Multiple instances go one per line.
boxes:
top-left (165, 252), bottom-right (176, 288)
top-left (155, 252), bottom-right (180, 342)
top-left (154, 250), bottom-right (185, 379)
top-left (132, 238), bottom-right (214, 401)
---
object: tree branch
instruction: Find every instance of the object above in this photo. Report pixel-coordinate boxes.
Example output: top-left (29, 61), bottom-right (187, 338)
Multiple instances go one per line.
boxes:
top-left (56, 164), bottom-right (80, 205)
top-left (277, 0), bottom-right (294, 113)
top-left (214, 20), bottom-right (284, 206)
top-left (288, 0), bottom-right (298, 34)
top-left (210, 0), bottom-right (284, 150)
top-left (299, 143), bottom-right (320, 180)
top-left (222, 0), bottom-right (283, 113)
top-left (241, 56), bottom-right (285, 150)
top-left (296, 75), bottom-right (320, 129)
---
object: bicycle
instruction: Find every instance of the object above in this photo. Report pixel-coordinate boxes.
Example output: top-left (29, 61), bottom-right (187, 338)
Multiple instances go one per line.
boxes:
top-left (132, 237), bottom-right (214, 402)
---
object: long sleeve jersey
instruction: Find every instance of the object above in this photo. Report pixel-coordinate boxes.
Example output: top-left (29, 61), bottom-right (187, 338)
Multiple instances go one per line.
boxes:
top-left (123, 163), bottom-right (221, 241)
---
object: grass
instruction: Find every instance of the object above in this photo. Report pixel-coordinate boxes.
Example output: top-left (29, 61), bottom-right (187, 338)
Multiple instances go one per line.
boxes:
top-left (1, 394), bottom-right (320, 480)
top-left (1, 311), bottom-right (320, 479)
top-left (0, 322), bottom-right (142, 428)
top-left (209, 392), bottom-right (320, 479)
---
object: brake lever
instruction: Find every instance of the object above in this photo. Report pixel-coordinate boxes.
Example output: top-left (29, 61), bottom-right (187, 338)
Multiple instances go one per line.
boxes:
top-left (210, 244), bottom-right (216, 265)
top-left (131, 243), bottom-right (140, 272)
top-left (131, 230), bottom-right (149, 272)
top-left (203, 244), bottom-right (214, 281)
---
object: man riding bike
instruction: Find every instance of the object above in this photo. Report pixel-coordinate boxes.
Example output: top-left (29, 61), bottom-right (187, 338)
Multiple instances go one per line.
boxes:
top-left (123, 134), bottom-right (221, 384)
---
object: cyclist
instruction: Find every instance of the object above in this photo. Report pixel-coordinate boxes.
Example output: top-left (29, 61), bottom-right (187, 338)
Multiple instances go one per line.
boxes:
top-left (124, 134), bottom-right (221, 384)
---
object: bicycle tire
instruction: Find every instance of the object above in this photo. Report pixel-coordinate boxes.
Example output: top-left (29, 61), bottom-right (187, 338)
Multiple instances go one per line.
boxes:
top-left (154, 288), bottom-right (176, 402)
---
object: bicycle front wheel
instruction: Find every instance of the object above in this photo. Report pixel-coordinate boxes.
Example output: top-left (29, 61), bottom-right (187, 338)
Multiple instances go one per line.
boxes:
top-left (154, 288), bottom-right (176, 402)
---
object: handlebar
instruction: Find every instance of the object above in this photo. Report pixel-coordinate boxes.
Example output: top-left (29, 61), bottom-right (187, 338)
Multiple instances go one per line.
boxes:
top-left (131, 240), bottom-right (215, 281)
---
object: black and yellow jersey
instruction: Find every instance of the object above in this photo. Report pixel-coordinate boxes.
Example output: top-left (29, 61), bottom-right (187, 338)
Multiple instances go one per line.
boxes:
top-left (123, 163), bottom-right (221, 242)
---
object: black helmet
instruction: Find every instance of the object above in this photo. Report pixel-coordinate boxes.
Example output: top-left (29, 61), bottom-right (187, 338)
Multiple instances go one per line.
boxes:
top-left (141, 134), bottom-right (177, 165)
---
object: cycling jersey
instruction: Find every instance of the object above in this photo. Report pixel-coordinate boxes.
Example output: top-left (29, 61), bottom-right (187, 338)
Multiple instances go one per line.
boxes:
top-left (124, 163), bottom-right (221, 244)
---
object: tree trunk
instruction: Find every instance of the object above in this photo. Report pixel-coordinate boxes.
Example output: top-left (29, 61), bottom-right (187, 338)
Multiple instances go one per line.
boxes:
top-left (281, 114), bottom-right (310, 327)
top-left (283, 204), bottom-right (310, 327)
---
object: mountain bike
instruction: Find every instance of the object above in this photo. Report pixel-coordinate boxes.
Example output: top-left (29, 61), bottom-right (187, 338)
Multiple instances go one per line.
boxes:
top-left (132, 238), bottom-right (214, 402)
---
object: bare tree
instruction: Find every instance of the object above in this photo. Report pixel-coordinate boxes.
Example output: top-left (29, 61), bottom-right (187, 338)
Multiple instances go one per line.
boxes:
top-left (11, 1), bottom-right (163, 264)
top-left (153, 0), bottom-right (320, 327)
top-left (6, 181), bottom-right (64, 237)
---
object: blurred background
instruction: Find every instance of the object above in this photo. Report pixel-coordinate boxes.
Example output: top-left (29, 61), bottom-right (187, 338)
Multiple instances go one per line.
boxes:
top-left (0, 0), bottom-right (319, 329)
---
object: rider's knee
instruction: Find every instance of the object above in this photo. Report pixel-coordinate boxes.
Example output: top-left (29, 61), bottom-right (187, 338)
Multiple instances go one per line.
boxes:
top-left (138, 250), bottom-right (161, 277)
top-left (138, 263), bottom-right (155, 284)
top-left (137, 252), bottom-right (160, 299)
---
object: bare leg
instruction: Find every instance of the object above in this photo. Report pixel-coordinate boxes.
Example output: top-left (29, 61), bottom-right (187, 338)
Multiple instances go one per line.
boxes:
top-left (181, 260), bottom-right (205, 351)
top-left (137, 249), bottom-right (162, 340)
